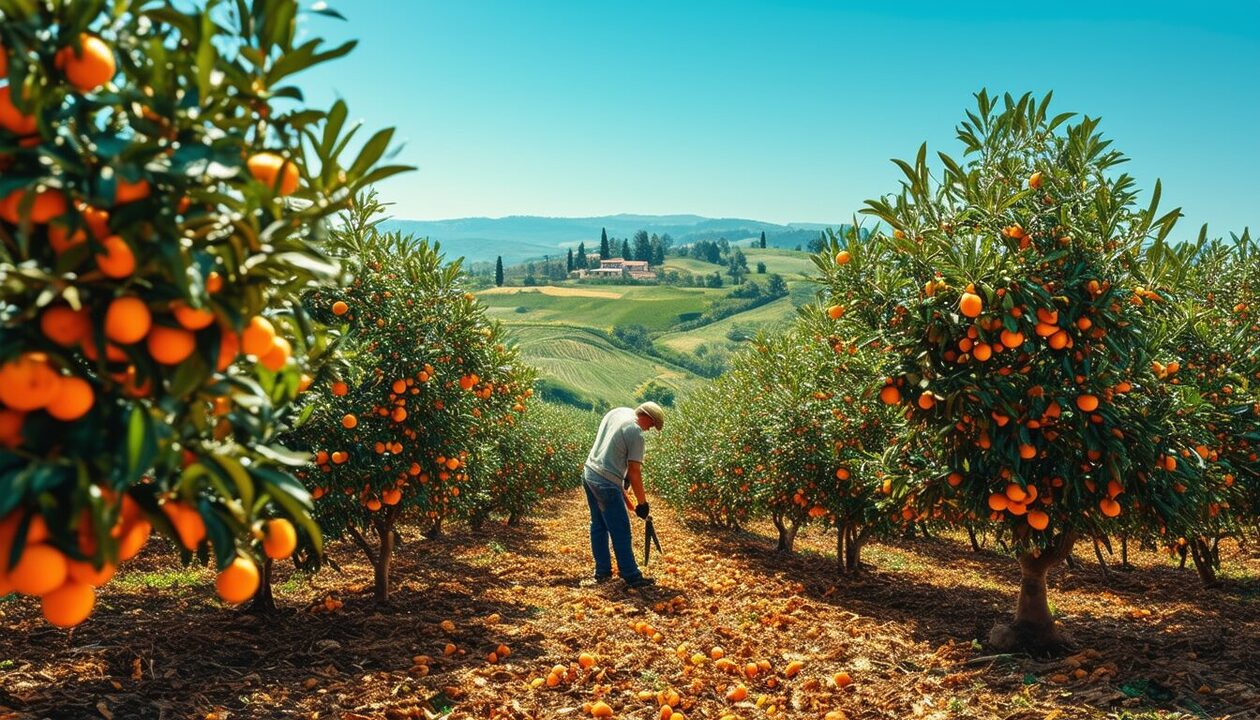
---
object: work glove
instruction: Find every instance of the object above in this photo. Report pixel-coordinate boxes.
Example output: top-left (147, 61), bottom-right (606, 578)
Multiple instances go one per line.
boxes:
top-left (635, 502), bottom-right (650, 519)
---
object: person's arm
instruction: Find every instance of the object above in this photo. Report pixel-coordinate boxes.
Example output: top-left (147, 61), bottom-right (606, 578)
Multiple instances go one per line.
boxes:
top-left (626, 461), bottom-right (647, 506)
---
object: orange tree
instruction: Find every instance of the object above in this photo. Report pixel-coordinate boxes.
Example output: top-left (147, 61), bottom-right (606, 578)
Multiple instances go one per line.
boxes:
top-left (0, 1), bottom-right (407, 627)
top-left (465, 402), bottom-right (592, 530)
top-left (653, 374), bottom-right (767, 531)
top-left (1138, 231), bottom-right (1260, 585)
top-left (286, 198), bottom-right (533, 602)
top-left (653, 311), bottom-right (898, 567)
top-left (821, 91), bottom-right (1206, 652)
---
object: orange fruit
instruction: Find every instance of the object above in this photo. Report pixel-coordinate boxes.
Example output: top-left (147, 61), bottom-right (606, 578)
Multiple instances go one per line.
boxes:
top-left (172, 301), bottom-right (215, 330)
top-left (115, 519), bottom-right (151, 561)
top-left (590, 701), bottom-right (613, 718)
top-left (95, 235), bottom-right (136, 278)
top-left (999, 329), bottom-right (1024, 349)
top-left (262, 518), bottom-right (297, 560)
top-left (1018, 443), bottom-right (1037, 460)
top-left (0, 353), bottom-right (63, 411)
top-left (259, 336), bottom-right (291, 371)
top-left (879, 385), bottom-right (901, 405)
top-left (45, 375), bottom-right (94, 420)
top-left (972, 342), bottom-right (992, 362)
top-left (205, 270), bottom-right (224, 293)
top-left (2, 187), bottom-right (69, 225)
top-left (1099, 498), bottom-right (1121, 518)
top-left (959, 291), bottom-right (983, 318)
top-left (1026, 510), bottom-right (1049, 530)
top-left (1004, 483), bottom-right (1027, 503)
top-left (987, 493), bottom-right (1008, 512)
top-left (9, 543), bottom-right (68, 595)
top-left (55, 34), bottom-right (116, 91)
top-left (833, 671), bottom-right (853, 688)
top-left (48, 221), bottom-right (88, 253)
top-left (946, 472), bottom-right (963, 487)
top-left (726, 684), bottom-right (747, 701)
top-left (41, 580), bottom-right (96, 627)
top-left (40, 305), bottom-right (91, 347)
top-left (1048, 329), bottom-right (1069, 350)
top-left (331, 381), bottom-right (349, 396)
top-left (114, 178), bottom-right (150, 204)
top-left (241, 316), bottom-right (276, 357)
top-left (147, 325), bottom-right (197, 365)
top-left (216, 328), bottom-right (240, 371)
top-left (0, 85), bottom-right (36, 135)
top-left (578, 652), bottom-right (596, 668)
top-left (332, 300), bottom-right (349, 316)
top-left (161, 501), bottom-right (206, 550)
top-left (835, 250), bottom-right (851, 265)
top-left (247, 152), bottom-right (300, 195)
top-left (785, 660), bottom-right (804, 678)
top-left (104, 296), bottom-right (152, 344)
top-left (381, 488), bottom-right (402, 505)
top-left (342, 413), bottom-right (358, 429)
top-left (215, 556), bottom-right (260, 604)
top-left (1075, 394), bottom-right (1100, 413)
top-left (66, 558), bottom-right (116, 587)
top-left (1028, 171), bottom-right (1043, 189)
top-left (827, 304), bottom-right (845, 320)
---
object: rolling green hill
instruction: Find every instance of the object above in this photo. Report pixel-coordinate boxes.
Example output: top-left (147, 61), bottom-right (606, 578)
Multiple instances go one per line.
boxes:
top-left (481, 247), bottom-right (822, 409)
top-left (504, 323), bottom-right (703, 408)
top-left (479, 285), bottom-right (722, 332)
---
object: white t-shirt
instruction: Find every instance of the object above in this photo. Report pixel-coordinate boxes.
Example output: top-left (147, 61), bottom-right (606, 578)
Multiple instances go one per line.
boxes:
top-left (584, 407), bottom-right (644, 485)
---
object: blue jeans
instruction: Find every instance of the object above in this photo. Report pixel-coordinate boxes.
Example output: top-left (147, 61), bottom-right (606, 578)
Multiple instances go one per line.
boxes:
top-left (582, 470), bottom-right (641, 582)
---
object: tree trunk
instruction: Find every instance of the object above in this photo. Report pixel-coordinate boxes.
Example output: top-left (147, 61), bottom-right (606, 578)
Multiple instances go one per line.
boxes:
top-left (507, 511), bottom-right (521, 527)
top-left (373, 510), bottom-right (398, 603)
top-left (427, 515), bottom-right (444, 538)
top-left (967, 526), bottom-right (983, 553)
top-left (1091, 537), bottom-right (1110, 579)
top-left (836, 524), bottom-right (869, 573)
top-left (773, 512), bottom-right (799, 554)
top-left (1189, 537), bottom-right (1219, 588)
top-left (249, 557), bottom-right (277, 613)
top-left (988, 532), bottom-right (1076, 654)
top-left (1120, 534), bottom-right (1131, 569)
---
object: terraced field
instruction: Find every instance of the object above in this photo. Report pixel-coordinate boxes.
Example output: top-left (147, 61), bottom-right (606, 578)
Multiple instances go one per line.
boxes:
top-left (479, 285), bottom-right (722, 332)
top-left (503, 323), bottom-right (703, 406)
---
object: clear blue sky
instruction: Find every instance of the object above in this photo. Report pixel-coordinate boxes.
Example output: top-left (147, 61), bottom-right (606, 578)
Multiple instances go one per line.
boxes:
top-left (298, 1), bottom-right (1258, 234)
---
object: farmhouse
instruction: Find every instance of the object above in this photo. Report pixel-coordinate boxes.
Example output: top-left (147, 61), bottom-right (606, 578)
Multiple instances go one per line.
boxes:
top-left (572, 257), bottom-right (656, 281)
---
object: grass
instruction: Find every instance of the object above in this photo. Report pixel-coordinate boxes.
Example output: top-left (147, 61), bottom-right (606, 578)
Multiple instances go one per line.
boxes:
top-left (656, 295), bottom-right (798, 353)
top-left (479, 284), bottom-right (722, 332)
top-left (503, 324), bottom-right (703, 407)
top-left (744, 247), bottom-right (820, 279)
top-left (113, 567), bottom-right (207, 592)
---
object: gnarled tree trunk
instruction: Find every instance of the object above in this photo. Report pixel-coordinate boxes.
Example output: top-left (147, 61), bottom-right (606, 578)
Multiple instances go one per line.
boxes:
top-left (1189, 536), bottom-right (1220, 588)
top-left (772, 511), bottom-right (800, 554)
top-left (967, 526), bottom-right (983, 553)
top-left (836, 523), bottom-right (871, 573)
top-left (988, 531), bottom-right (1076, 653)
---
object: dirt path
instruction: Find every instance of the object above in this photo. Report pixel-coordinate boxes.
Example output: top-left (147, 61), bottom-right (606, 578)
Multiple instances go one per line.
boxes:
top-left (1, 492), bottom-right (1257, 719)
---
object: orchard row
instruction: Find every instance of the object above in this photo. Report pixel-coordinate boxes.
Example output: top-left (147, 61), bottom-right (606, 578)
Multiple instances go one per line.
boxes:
top-left (0, 2), bottom-right (587, 629)
top-left (652, 92), bottom-right (1258, 653)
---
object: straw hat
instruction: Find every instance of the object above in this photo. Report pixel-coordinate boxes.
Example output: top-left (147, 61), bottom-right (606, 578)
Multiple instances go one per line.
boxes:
top-left (635, 401), bottom-right (665, 430)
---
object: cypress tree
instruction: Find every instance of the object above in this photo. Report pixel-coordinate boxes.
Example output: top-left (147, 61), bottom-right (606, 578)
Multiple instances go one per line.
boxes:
top-left (494, 256), bottom-right (504, 286)
top-left (621, 238), bottom-right (631, 259)
top-left (566, 248), bottom-right (574, 272)
top-left (577, 241), bottom-right (588, 268)
top-left (599, 228), bottom-right (610, 259)
top-left (759, 230), bottom-right (766, 249)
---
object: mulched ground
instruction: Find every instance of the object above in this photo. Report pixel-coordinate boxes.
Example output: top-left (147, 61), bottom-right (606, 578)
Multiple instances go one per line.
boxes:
top-left (1, 492), bottom-right (1257, 720)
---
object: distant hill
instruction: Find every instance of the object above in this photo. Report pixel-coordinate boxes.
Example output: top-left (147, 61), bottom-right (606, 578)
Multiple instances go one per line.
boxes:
top-left (382, 214), bottom-right (847, 265)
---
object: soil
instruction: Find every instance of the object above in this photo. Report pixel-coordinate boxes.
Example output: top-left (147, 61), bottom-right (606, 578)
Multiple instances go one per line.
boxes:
top-left (1, 493), bottom-right (1257, 720)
